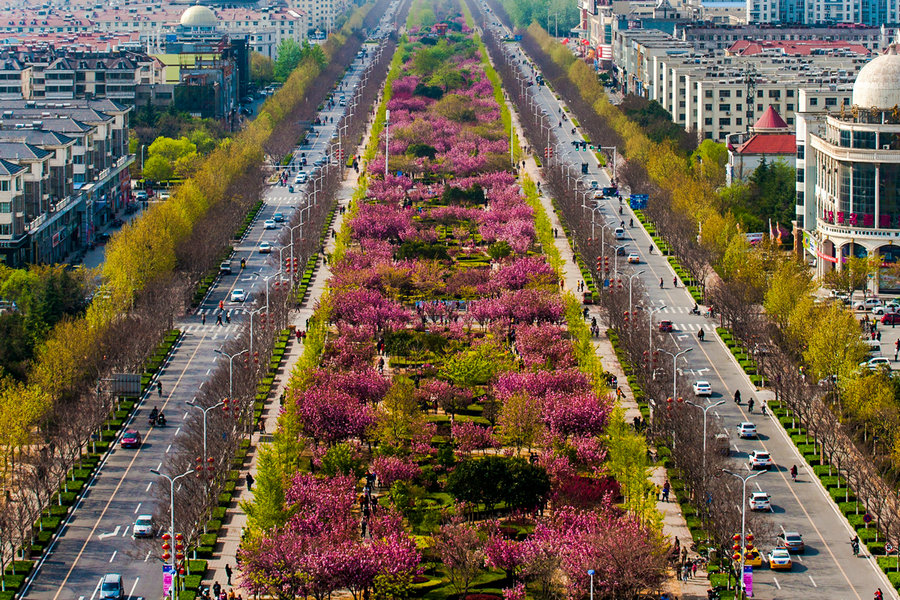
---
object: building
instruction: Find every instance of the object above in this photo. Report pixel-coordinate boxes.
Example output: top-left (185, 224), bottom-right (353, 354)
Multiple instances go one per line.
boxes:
top-left (612, 28), bottom-right (862, 142)
top-left (0, 98), bottom-right (133, 266)
top-left (726, 106), bottom-right (795, 184)
top-left (745, 0), bottom-right (900, 26)
top-left (797, 46), bottom-right (900, 292)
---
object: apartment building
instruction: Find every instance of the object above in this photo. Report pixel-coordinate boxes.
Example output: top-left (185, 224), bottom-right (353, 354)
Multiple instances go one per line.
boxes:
top-left (745, 0), bottom-right (900, 26)
top-left (674, 23), bottom-right (891, 53)
top-left (0, 159), bottom-right (26, 263)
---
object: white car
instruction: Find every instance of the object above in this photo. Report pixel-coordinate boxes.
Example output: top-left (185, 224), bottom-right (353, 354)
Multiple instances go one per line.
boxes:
top-left (692, 381), bottom-right (712, 397)
top-left (614, 227), bottom-right (626, 240)
top-left (853, 297), bottom-right (882, 311)
top-left (627, 253), bottom-right (641, 264)
top-left (860, 356), bottom-right (891, 371)
top-left (264, 219), bottom-right (277, 230)
top-left (737, 422), bottom-right (757, 438)
top-left (296, 172), bottom-right (308, 184)
top-left (748, 450), bottom-right (773, 469)
top-left (872, 304), bottom-right (897, 315)
top-left (230, 289), bottom-right (247, 302)
top-left (749, 491), bottom-right (771, 511)
top-left (259, 241), bottom-right (272, 254)
top-left (133, 515), bottom-right (154, 538)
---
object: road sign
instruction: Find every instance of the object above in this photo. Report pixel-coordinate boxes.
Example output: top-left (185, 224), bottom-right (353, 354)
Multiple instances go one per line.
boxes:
top-left (864, 513), bottom-right (873, 524)
top-left (629, 194), bottom-right (648, 210)
top-left (163, 565), bottom-right (175, 596)
top-left (110, 373), bottom-right (142, 395)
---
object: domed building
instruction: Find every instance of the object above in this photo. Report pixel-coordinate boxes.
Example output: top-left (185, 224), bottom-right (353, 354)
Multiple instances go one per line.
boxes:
top-left (178, 4), bottom-right (218, 32)
top-left (798, 46), bottom-right (900, 292)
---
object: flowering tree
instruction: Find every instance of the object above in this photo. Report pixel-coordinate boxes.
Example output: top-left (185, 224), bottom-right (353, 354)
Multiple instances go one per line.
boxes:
top-left (372, 455), bottom-right (421, 488)
top-left (434, 517), bottom-right (485, 598)
top-left (451, 421), bottom-right (498, 456)
top-left (295, 387), bottom-right (376, 446)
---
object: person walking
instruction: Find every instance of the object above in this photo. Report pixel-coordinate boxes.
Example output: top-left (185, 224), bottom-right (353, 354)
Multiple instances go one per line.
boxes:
top-left (790, 465), bottom-right (798, 482)
top-left (157, 381), bottom-right (162, 397)
top-left (225, 564), bottom-right (233, 585)
top-left (216, 313), bottom-right (223, 326)
top-left (212, 582), bottom-right (221, 600)
top-left (734, 389), bottom-right (741, 404)
top-left (201, 312), bottom-right (206, 325)
top-left (662, 479), bottom-right (671, 502)
top-left (246, 472), bottom-right (254, 491)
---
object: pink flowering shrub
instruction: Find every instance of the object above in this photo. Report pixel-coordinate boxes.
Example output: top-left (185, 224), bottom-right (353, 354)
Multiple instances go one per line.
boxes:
top-left (372, 455), bottom-right (421, 487)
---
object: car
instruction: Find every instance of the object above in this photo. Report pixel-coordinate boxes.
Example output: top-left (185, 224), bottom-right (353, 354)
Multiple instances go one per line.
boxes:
top-left (230, 289), bottom-right (247, 303)
top-left (882, 313), bottom-right (900, 325)
top-left (737, 422), bottom-right (757, 438)
top-left (314, 157), bottom-right (327, 167)
top-left (273, 212), bottom-right (285, 223)
top-left (589, 180), bottom-right (599, 189)
top-left (259, 241), bottom-right (272, 254)
top-left (872, 304), bottom-right (897, 315)
top-left (749, 491), bottom-right (771, 511)
top-left (860, 356), bottom-right (891, 371)
top-left (749, 450), bottom-right (774, 469)
top-left (768, 547), bottom-right (793, 570)
top-left (658, 320), bottom-right (673, 332)
top-left (614, 227), bottom-right (626, 239)
top-left (159, 192), bottom-right (171, 201)
top-left (741, 548), bottom-right (763, 567)
top-left (296, 172), bottom-right (308, 183)
top-left (264, 219), bottom-right (277, 230)
top-left (134, 190), bottom-right (148, 201)
top-left (777, 531), bottom-right (805, 553)
top-left (119, 429), bottom-right (141, 449)
top-left (133, 514), bottom-right (154, 538)
top-left (627, 253), bottom-right (640, 264)
top-left (99, 574), bottom-right (124, 600)
top-left (339, 98), bottom-right (347, 107)
top-left (219, 261), bottom-right (232, 275)
top-left (692, 381), bottom-right (712, 396)
top-left (616, 246), bottom-right (627, 256)
top-left (853, 297), bottom-right (882, 311)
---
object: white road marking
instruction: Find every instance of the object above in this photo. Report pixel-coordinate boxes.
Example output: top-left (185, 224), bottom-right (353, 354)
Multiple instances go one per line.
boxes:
top-left (145, 481), bottom-right (153, 492)
top-left (199, 381), bottom-right (205, 389)
top-left (808, 575), bottom-right (817, 587)
top-left (754, 482), bottom-right (762, 491)
top-left (166, 444), bottom-right (172, 454)
top-left (145, 550), bottom-right (152, 562)
top-left (773, 576), bottom-right (781, 589)
top-left (98, 525), bottom-right (120, 540)
top-left (206, 368), bottom-right (211, 375)
top-left (183, 412), bottom-right (189, 420)
top-left (109, 550), bottom-right (116, 563)
top-left (175, 427), bottom-right (182, 436)
top-left (134, 503), bottom-right (141, 514)
top-left (156, 462), bottom-right (162, 471)
top-left (128, 577), bottom-right (140, 600)
top-left (122, 526), bottom-right (129, 537)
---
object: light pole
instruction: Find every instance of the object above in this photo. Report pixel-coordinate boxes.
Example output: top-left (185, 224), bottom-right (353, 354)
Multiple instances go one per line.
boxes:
top-left (600, 145), bottom-right (618, 182)
top-left (150, 467), bottom-right (195, 600)
top-left (724, 469), bottom-right (764, 599)
top-left (684, 399), bottom-right (725, 480)
top-left (587, 569), bottom-right (594, 600)
top-left (627, 270), bottom-right (645, 316)
top-left (384, 109), bottom-right (390, 178)
top-left (648, 305), bottom-right (667, 361)
top-left (214, 348), bottom-right (248, 401)
top-left (248, 306), bottom-right (266, 363)
top-left (186, 396), bottom-right (229, 492)
top-left (660, 347), bottom-right (692, 398)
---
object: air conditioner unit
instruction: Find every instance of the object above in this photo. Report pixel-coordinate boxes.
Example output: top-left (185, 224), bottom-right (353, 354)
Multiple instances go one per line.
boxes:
top-left (884, 144), bottom-right (891, 150)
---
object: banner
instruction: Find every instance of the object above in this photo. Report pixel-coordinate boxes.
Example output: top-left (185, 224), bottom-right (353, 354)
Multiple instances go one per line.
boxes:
top-left (163, 564), bottom-right (175, 596)
top-left (744, 232), bottom-right (764, 244)
top-left (743, 565), bottom-right (753, 597)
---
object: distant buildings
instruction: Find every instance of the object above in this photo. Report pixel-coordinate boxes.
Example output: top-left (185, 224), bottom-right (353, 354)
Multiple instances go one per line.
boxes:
top-left (745, 0), bottom-right (900, 26)
top-left (726, 106), bottom-right (796, 184)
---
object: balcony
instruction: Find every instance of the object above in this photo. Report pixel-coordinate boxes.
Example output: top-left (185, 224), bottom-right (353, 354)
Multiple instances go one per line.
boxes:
top-left (810, 135), bottom-right (900, 164)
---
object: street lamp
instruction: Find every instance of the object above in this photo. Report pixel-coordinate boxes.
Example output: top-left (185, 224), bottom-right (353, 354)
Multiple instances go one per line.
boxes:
top-left (648, 304), bottom-right (667, 371)
top-left (684, 399), bottom-right (725, 481)
top-left (627, 270), bottom-right (645, 317)
top-left (150, 467), bottom-right (195, 600)
top-left (659, 347), bottom-right (692, 398)
top-left (723, 469), bottom-right (764, 599)
top-left (384, 109), bottom-right (390, 178)
top-left (186, 396), bottom-right (229, 492)
top-left (214, 348), bottom-right (248, 402)
top-left (587, 569), bottom-right (594, 600)
top-left (247, 306), bottom-right (266, 363)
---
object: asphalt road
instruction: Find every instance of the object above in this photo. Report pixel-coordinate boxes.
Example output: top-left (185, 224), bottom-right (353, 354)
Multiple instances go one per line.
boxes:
top-left (481, 8), bottom-right (897, 599)
top-left (20, 9), bottom-right (400, 599)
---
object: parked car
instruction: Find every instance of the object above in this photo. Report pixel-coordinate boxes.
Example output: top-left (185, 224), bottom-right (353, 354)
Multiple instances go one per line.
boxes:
top-left (749, 491), bottom-right (771, 511)
top-left (259, 241), bottom-right (272, 254)
top-left (133, 515), bottom-right (154, 538)
top-left (872, 304), bottom-right (897, 315)
top-left (627, 253), bottom-right (641, 264)
top-left (119, 430), bottom-right (141, 449)
top-left (264, 219), bottom-right (277, 230)
top-left (230, 289), bottom-right (247, 303)
top-left (853, 297), bottom-right (882, 311)
top-left (737, 422), bottom-right (757, 438)
top-left (741, 548), bottom-right (763, 567)
top-left (860, 356), bottom-right (891, 371)
top-left (748, 450), bottom-right (774, 469)
top-left (777, 531), bottom-right (805, 553)
top-left (658, 320), bottom-right (673, 332)
top-left (692, 380), bottom-right (712, 396)
top-left (882, 313), bottom-right (900, 325)
top-left (768, 547), bottom-right (793, 570)
top-left (99, 574), bottom-right (124, 600)
top-left (134, 190), bottom-right (148, 201)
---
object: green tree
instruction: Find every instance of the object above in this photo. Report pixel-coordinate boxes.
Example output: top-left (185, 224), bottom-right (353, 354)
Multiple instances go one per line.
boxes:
top-left (321, 442), bottom-right (366, 478)
top-left (241, 445), bottom-right (288, 532)
top-left (497, 391), bottom-right (543, 450)
top-left (605, 414), bottom-right (660, 529)
top-left (274, 39), bottom-right (303, 81)
top-left (690, 139), bottom-right (727, 186)
top-left (142, 155), bottom-right (174, 181)
top-left (445, 456), bottom-right (550, 512)
top-left (440, 339), bottom-right (513, 389)
top-left (764, 258), bottom-right (815, 332)
top-left (377, 377), bottom-right (422, 448)
top-left (804, 302), bottom-right (867, 381)
top-left (147, 136), bottom-right (197, 163)
top-left (250, 51), bottom-right (275, 86)
top-left (823, 255), bottom-right (878, 297)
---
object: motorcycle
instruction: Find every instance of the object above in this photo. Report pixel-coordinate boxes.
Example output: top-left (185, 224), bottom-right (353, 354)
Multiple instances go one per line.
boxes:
top-left (690, 305), bottom-right (701, 316)
top-left (156, 413), bottom-right (166, 427)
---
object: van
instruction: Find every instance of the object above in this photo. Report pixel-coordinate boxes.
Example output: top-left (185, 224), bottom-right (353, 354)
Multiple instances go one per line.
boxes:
top-left (99, 574), bottom-right (123, 600)
top-left (614, 227), bottom-right (625, 239)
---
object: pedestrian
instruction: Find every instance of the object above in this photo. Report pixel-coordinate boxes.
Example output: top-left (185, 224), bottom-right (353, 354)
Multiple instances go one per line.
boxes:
top-left (662, 479), bottom-right (670, 502)
top-left (216, 313), bottom-right (223, 326)
top-left (691, 560), bottom-right (698, 578)
top-left (219, 300), bottom-right (224, 311)
top-left (228, 589), bottom-right (236, 600)
top-left (157, 381), bottom-right (162, 397)
top-left (877, 331), bottom-right (882, 341)
top-left (201, 312), bottom-right (206, 325)
top-left (790, 465), bottom-right (798, 481)
top-left (225, 312), bottom-right (231, 324)
top-left (246, 472), bottom-right (254, 491)
top-left (875, 588), bottom-right (884, 600)
top-left (225, 564), bottom-right (233, 585)
top-left (213, 582), bottom-right (221, 599)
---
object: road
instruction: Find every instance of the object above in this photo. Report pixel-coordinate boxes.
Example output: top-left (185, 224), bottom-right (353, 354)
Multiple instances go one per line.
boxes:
top-left (20, 9), bottom-right (400, 599)
top-left (480, 6), bottom-right (896, 599)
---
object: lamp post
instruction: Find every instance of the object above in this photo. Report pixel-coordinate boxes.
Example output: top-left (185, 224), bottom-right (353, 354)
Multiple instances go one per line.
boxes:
top-left (659, 347), bottom-right (692, 398)
top-left (587, 569), bottom-right (594, 600)
top-left (684, 399), bottom-right (725, 481)
top-left (247, 306), bottom-right (266, 363)
top-left (724, 469), bottom-right (764, 599)
top-left (214, 349), bottom-right (248, 402)
top-left (627, 270), bottom-right (645, 316)
top-left (186, 396), bottom-right (229, 492)
top-left (150, 467), bottom-right (195, 600)
top-left (384, 109), bottom-right (390, 178)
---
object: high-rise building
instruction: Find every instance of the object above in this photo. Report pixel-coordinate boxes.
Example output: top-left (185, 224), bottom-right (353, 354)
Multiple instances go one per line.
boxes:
top-left (746, 0), bottom-right (900, 26)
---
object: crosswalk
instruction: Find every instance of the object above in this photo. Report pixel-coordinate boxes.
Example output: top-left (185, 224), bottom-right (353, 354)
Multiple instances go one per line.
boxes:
top-left (642, 306), bottom-right (716, 333)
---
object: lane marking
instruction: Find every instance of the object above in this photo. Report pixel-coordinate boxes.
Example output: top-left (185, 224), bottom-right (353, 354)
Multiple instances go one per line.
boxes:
top-left (98, 525), bottom-right (120, 540)
top-left (128, 577), bottom-right (140, 600)
top-left (809, 575), bottom-right (818, 587)
top-left (109, 550), bottom-right (116, 563)
top-left (145, 481), bottom-right (153, 493)
top-left (89, 578), bottom-right (102, 600)
top-left (773, 576), bottom-right (781, 589)
top-left (134, 503), bottom-right (141, 514)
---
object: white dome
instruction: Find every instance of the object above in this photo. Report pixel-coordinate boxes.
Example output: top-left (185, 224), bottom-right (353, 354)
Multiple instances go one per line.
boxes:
top-left (180, 5), bottom-right (217, 28)
top-left (853, 46), bottom-right (900, 109)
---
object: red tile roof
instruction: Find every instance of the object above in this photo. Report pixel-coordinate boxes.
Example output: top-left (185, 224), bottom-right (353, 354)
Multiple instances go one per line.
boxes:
top-left (754, 106), bottom-right (789, 130)
top-left (728, 39), bottom-right (871, 57)
top-left (734, 133), bottom-right (796, 155)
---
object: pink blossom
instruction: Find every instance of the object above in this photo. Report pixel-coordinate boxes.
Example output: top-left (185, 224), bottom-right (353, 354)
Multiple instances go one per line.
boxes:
top-left (372, 455), bottom-right (421, 488)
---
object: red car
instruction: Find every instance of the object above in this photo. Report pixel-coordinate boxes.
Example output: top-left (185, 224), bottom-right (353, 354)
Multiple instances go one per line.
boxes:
top-left (882, 313), bottom-right (900, 325)
top-left (658, 320), bottom-right (673, 332)
top-left (120, 429), bottom-right (141, 449)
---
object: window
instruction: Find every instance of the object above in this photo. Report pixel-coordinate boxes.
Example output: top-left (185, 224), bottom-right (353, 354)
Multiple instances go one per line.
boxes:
top-left (797, 169), bottom-right (804, 182)
top-left (719, 117), bottom-right (731, 126)
top-left (720, 90), bottom-right (731, 97)
top-left (719, 103), bottom-right (731, 111)
top-left (0, 180), bottom-right (7, 191)
top-left (797, 144), bottom-right (805, 159)
top-left (705, 103), bottom-right (713, 111)
top-left (757, 104), bottom-right (763, 111)
top-left (825, 97), bottom-right (837, 106)
top-left (810, 97), bottom-right (818, 106)
top-left (787, 89), bottom-right (795, 97)
top-left (796, 190), bottom-right (804, 205)
top-left (0, 201), bottom-right (8, 212)
top-left (705, 118), bottom-right (713, 125)
top-left (736, 118), bottom-right (743, 125)
top-left (840, 130), bottom-right (851, 147)
top-left (853, 130), bottom-right (876, 149)
top-left (0, 224), bottom-right (9, 235)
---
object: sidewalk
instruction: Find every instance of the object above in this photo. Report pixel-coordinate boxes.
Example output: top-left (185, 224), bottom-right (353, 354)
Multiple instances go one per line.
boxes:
top-left (201, 117), bottom-right (372, 592)
top-left (507, 97), bottom-right (710, 600)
